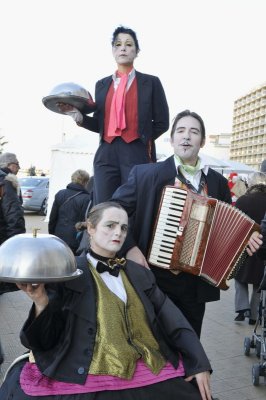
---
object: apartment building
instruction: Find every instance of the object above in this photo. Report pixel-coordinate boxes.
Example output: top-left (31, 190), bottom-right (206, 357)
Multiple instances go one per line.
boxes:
top-left (230, 82), bottom-right (266, 170)
top-left (206, 132), bottom-right (231, 160)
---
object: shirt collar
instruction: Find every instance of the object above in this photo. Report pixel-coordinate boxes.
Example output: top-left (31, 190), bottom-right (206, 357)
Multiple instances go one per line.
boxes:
top-left (112, 68), bottom-right (136, 90)
top-left (173, 154), bottom-right (209, 176)
top-left (86, 253), bottom-right (98, 269)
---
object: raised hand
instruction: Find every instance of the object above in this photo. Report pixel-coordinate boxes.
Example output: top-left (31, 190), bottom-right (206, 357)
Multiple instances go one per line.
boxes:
top-left (16, 283), bottom-right (49, 317)
top-left (56, 103), bottom-right (83, 123)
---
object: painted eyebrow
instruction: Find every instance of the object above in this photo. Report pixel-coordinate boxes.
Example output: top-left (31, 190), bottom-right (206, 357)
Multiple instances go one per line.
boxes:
top-left (114, 39), bottom-right (133, 45)
top-left (105, 220), bottom-right (128, 226)
top-left (105, 221), bottom-right (128, 230)
top-left (190, 128), bottom-right (200, 133)
top-left (176, 126), bottom-right (200, 132)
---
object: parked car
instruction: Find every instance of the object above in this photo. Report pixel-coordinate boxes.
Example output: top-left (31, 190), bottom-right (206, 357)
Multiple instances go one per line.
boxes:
top-left (18, 176), bottom-right (49, 215)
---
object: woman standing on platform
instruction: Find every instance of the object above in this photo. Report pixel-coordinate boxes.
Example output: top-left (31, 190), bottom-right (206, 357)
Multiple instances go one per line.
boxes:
top-left (58, 26), bottom-right (169, 204)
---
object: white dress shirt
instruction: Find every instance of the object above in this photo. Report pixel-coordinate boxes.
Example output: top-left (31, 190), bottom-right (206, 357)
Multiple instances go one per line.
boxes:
top-left (87, 253), bottom-right (127, 304)
top-left (173, 155), bottom-right (209, 191)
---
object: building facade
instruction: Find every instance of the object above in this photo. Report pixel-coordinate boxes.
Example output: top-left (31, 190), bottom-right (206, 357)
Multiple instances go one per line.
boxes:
top-left (230, 82), bottom-right (266, 170)
top-left (206, 132), bottom-right (231, 160)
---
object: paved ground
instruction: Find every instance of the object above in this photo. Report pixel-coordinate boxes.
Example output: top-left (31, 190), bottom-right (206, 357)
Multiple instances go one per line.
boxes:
top-left (0, 213), bottom-right (265, 398)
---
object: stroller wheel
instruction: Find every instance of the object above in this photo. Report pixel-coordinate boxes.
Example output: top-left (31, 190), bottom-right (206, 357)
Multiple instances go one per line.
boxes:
top-left (255, 340), bottom-right (261, 359)
top-left (244, 337), bottom-right (251, 356)
top-left (252, 364), bottom-right (260, 386)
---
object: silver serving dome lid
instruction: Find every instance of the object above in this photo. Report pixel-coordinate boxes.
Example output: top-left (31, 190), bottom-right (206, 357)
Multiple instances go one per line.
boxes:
top-left (42, 82), bottom-right (96, 115)
top-left (0, 232), bottom-right (83, 283)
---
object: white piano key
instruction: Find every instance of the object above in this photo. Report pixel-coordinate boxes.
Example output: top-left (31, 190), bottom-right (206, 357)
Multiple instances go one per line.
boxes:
top-left (156, 225), bottom-right (179, 234)
top-left (151, 243), bottom-right (174, 252)
top-left (159, 209), bottom-right (184, 217)
top-left (156, 222), bottom-right (181, 232)
top-left (156, 216), bottom-right (181, 224)
top-left (149, 252), bottom-right (172, 261)
top-left (149, 258), bottom-right (170, 267)
top-left (152, 236), bottom-right (176, 244)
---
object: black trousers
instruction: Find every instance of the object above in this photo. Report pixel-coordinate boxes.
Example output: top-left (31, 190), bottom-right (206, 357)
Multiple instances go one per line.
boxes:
top-left (151, 267), bottom-right (206, 337)
top-left (0, 360), bottom-right (203, 400)
top-left (93, 138), bottom-right (151, 204)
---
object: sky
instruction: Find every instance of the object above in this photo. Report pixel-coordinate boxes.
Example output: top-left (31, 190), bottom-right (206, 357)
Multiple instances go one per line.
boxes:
top-left (0, 0), bottom-right (265, 170)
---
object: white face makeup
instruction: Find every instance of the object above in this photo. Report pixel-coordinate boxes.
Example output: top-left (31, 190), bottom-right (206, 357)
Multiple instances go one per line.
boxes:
top-left (88, 207), bottom-right (128, 258)
top-left (171, 116), bottom-right (205, 166)
top-left (112, 33), bottom-right (138, 67)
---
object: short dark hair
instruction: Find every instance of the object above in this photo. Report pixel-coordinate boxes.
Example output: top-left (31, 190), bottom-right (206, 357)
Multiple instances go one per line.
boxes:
top-left (170, 110), bottom-right (206, 143)
top-left (111, 26), bottom-right (140, 53)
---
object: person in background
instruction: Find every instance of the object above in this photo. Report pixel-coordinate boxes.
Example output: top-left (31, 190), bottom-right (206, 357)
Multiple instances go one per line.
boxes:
top-left (260, 159), bottom-right (266, 174)
top-left (229, 176), bottom-right (247, 204)
top-left (0, 152), bottom-right (26, 367)
top-left (0, 152), bottom-right (25, 243)
top-left (259, 211), bottom-right (266, 258)
top-left (58, 25), bottom-right (169, 204)
top-left (0, 202), bottom-right (213, 400)
top-left (227, 172), bottom-right (239, 205)
top-left (112, 109), bottom-right (263, 337)
top-left (0, 152), bottom-right (23, 203)
top-left (0, 152), bottom-right (21, 177)
top-left (258, 168), bottom-right (266, 263)
top-left (48, 169), bottom-right (92, 254)
top-left (234, 172), bottom-right (266, 324)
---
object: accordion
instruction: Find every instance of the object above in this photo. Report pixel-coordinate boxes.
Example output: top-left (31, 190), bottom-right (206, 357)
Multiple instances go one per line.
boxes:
top-left (148, 186), bottom-right (260, 290)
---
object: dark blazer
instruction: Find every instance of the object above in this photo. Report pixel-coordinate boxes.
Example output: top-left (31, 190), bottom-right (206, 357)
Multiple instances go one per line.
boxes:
top-left (20, 257), bottom-right (211, 385)
top-left (112, 155), bottom-right (232, 303)
top-left (80, 71), bottom-right (169, 144)
top-left (235, 190), bottom-right (266, 284)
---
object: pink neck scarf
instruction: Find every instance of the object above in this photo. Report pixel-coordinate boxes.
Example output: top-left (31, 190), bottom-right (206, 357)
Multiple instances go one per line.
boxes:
top-left (107, 71), bottom-right (128, 137)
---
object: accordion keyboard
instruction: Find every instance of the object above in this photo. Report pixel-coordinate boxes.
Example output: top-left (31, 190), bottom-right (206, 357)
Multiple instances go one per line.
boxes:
top-left (148, 187), bottom-right (187, 267)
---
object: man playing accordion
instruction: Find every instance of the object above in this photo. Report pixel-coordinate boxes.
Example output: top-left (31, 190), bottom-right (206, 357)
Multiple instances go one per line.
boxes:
top-left (112, 110), bottom-right (262, 337)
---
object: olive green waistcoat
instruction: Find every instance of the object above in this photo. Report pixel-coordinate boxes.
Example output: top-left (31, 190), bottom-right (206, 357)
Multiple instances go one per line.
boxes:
top-left (89, 265), bottom-right (165, 379)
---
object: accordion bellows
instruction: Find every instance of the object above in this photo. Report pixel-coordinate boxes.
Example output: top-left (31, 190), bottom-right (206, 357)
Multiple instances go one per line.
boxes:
top-left (148, 186), bottom-right (260, 290)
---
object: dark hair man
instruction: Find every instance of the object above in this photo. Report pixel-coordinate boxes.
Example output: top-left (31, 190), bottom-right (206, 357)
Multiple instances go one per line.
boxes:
top-left (112, 110), bottom-right (262, 337)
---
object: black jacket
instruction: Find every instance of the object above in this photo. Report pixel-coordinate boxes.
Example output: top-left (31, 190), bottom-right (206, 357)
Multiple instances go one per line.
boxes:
top-left (235, 189), bottom-right (266, 284)
top-left (80, 71), bottom-right (169, 161)
top-left (112, 156), bottom-right (232, 303)
top-left (259, 211), bottom-right (266, 259)
top-left (0, 169), bottom-right (25, 245)
top-left (48, 183), bottom-right (92, 253)
top-left (20, 257), bottom-right (211, 385)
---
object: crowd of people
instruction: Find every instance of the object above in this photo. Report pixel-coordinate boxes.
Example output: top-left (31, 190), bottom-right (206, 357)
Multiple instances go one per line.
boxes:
top-left (0, 24), bottom-right (265, 399)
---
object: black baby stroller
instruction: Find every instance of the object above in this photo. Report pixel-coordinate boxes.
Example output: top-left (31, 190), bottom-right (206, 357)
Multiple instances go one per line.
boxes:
top-left (243, 265), bottom-right (266, 386)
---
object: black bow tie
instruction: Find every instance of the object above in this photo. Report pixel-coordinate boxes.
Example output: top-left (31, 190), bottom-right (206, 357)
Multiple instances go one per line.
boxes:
top-left (96, 258), bottom-right (126, 277)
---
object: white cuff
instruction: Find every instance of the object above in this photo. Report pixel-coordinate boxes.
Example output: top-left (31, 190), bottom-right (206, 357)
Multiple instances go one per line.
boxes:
top-left (65, 107), bottom-right (83, 124)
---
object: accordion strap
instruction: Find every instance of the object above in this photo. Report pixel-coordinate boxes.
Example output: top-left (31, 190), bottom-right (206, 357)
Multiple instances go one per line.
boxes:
top-left (176, 168), bottom-right (206, 194)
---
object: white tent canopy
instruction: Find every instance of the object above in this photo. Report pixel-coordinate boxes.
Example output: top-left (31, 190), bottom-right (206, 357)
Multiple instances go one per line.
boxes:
top-left (214, 159), bottom-right (257, 174)
top-left (46, 132), bottom-right (99, 219)
top-left (198, 152), bottom-right (229, 168)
